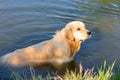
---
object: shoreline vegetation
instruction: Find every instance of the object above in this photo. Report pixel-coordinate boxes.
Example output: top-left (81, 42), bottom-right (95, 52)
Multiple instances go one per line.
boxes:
top-left (11, 61), bottom-right (120, 80)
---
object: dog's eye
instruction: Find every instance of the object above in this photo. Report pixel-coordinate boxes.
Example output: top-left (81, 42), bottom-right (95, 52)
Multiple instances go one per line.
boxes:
top-left (77, 28), bottom-right (81, 31)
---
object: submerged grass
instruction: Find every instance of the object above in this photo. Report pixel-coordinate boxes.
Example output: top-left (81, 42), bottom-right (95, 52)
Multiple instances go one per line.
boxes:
top-left (12, 61), bottom-right (118, 80)
top-left (113, 68), bottom-right (120, 80)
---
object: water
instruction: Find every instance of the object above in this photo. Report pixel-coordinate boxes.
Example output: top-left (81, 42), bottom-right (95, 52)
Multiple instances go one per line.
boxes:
top-left (0, 0), bottom-right (120, 79)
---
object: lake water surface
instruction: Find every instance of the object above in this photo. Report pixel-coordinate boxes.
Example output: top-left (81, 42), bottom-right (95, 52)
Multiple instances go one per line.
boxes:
top-left (0, 0), bottom-right (120, 79)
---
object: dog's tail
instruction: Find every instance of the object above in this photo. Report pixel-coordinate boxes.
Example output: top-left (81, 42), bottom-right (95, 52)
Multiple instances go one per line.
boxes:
top-left (0, 53), bottom-right (11, 66)
top-left (0, 55), bottom-right (9, 67)
top-left (0, 52), bottom-right (22, 67)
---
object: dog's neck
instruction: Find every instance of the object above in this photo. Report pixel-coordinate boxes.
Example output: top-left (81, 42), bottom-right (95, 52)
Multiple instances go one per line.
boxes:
top-left (53, 29), bottom-right (66, 41)
top-left (66, 38), bottom-right (82, 57)
top-left (53, 30), bottom-right (82, 57)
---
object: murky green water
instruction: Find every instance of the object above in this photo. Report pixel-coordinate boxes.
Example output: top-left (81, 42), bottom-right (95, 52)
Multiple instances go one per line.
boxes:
top-left (0, 0), bottom-right (120, 79)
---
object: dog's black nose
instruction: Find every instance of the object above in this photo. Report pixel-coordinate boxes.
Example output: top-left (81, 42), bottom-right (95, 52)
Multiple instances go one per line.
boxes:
top-left (87, 31), bottom-right (91, 35)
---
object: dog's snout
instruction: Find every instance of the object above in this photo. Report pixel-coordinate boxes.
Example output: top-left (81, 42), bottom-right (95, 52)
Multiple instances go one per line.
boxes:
top-left (87, 31), bottom-right (91, 35)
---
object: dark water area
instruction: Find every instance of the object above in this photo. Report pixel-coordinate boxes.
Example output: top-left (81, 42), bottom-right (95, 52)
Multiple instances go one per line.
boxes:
top-left (0, 0), bottom-right (120, 79)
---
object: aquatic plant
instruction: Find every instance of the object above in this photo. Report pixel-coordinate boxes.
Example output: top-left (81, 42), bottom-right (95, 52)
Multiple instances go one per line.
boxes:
top-left (63, 61), bottom-right (115, 80)
top-left (12, 61), bottom-right (116, 80)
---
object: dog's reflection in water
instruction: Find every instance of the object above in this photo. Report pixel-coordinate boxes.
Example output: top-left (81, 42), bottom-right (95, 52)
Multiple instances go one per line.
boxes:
top-left (34, 60), bottom-right (78, 76)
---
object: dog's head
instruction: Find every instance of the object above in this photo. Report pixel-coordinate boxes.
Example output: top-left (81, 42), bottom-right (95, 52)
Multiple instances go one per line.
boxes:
top-left (64, 21), bottom-right (91, 42)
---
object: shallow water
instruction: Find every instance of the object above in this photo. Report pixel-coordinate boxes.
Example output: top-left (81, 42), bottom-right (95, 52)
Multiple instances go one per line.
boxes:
top-left (0, 0), bottom-right (120, 79)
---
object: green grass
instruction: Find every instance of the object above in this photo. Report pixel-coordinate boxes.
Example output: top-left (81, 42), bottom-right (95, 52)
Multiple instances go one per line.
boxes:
top-left (12, 61), bottom-right (119, 80)
top-left (64, 61), bottom-right (115, 80)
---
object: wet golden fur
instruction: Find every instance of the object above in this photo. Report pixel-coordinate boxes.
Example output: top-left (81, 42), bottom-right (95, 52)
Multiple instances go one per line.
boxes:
top-left (0, 21), bottom-right (91, 67)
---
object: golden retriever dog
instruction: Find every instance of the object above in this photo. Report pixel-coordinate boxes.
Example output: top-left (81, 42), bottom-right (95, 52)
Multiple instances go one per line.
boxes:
top-left (0, 21), bottom-right (91, 67)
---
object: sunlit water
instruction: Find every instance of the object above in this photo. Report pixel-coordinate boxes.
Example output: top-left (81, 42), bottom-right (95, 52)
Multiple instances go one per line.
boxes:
top-left (0, 0), bottom-right (120, 79)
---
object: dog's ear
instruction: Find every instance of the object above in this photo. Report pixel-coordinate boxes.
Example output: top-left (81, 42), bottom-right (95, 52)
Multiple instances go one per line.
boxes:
top-left (65, 28), bottom-right (75, 41)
